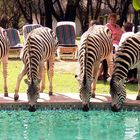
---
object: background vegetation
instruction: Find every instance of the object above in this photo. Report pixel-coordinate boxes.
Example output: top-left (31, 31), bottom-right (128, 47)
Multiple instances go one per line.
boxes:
top-left (0, 0), bottom-right (139, 33)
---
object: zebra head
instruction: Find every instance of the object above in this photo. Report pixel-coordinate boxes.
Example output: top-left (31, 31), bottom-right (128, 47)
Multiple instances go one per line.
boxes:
top-left (25, 79), bottom-right (40, 112)
top-left (75, 74), bottom-right (92, 111)
top-left (110, 77), bottom-right (126, 112)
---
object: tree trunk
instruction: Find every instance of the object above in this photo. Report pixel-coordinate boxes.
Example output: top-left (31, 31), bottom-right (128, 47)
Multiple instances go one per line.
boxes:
top-left (94, 0), bottom-right (102, 20)
top-left (119, 0), bottom-right (131, 27)
top-left (65, 0), bottom-right (80, 21)
top-left (134, 10), bottom-right (139, 33)
top-left (44, 0), bottom-right (52, 28)
top-left (17, 0), bottom-right (33, 24)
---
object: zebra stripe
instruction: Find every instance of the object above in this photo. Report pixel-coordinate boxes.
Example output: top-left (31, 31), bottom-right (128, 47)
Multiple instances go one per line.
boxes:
top-left (77, 25), bottom-right (113, 111)
top-left (110, 32), bottom-right (140, 112)
top-left (0, 27), bottom-right (9, 96)
top-left (14, 27), bottom-right (58, 108)
top-left (0, 27), bottom-right (9, 97)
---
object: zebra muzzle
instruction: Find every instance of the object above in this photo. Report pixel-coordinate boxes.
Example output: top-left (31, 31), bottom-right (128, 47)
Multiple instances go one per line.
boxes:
top-left (82, 104), bottom-right (89, 112)
top-left (111, 104), bottom-right (122, 112)
top-left (28, 105), bottom-right (36, 112)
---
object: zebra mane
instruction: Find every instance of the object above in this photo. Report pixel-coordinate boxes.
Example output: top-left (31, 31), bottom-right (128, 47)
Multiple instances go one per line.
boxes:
top-left (83, 35), bottom-right (89, 86)
top-left (27, 35), bottom-right (33, 83)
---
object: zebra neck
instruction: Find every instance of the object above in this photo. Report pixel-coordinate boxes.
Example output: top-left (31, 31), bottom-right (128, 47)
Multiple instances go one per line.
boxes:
top-left (83, 38), bottom-right (91, 86)
top-left (112, 73), bottom-right (124, 82)
top-left (82, 36), bottom-right (87, 85)
top-left (27, 36), bottom-right (38, 82)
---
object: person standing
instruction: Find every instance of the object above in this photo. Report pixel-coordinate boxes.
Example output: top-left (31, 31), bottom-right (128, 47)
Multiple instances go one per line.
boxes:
top-left (119, 22), bottom-right (134, 46)
top-left (119, 22), bottom-right (137, 84)
top-left (106, 13), bottom-right (123, 53)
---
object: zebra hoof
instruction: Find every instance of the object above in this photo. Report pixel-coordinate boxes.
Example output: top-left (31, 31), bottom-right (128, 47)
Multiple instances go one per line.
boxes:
top-left (49, 92), bottom-right (53, 96)
top-left (14, 94), bottom-right (19, 101)
top-left (91, 94), bottom-right (95, 98)
top-left (4, 93), bottom-right (8, 97)
top-left (136, 96), bottom-right (140, 100)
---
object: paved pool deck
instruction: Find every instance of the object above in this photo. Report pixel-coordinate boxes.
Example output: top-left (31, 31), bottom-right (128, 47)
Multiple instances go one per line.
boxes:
top-left (0, 93), bottom-right (140, 111)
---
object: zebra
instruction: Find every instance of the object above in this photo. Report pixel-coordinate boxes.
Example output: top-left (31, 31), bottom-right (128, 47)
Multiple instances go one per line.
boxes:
top-left (110, 32), bottom-right (140, 112)
top-left (76, 25), bottom-right (113, 111)
top-left (0, 27), bottom-right (9, 97)
top-left (14, 27), bottom-right (58, 111)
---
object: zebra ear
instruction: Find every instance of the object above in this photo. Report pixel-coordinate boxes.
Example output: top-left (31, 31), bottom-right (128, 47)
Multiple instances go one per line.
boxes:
top-left (75, 74), bottom-right (82, 85)
top-left (75, 74), bottom-right (80, 81)
top-left (90, 78), bottom-right (93, 83)
top-left (34, 79), bottom-right (41, 86)
top-left (24, 79), bottom-right (30, 85)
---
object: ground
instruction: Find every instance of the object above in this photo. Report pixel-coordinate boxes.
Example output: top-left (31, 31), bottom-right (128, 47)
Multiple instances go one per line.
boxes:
top-left (54, 59), bottom-right (78, 73)
top-left (0, 59), bottom-right (140, 111)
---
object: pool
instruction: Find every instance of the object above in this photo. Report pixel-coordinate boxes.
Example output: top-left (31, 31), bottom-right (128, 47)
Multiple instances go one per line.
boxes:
top-left (0, 110), bottom-right (140, 140)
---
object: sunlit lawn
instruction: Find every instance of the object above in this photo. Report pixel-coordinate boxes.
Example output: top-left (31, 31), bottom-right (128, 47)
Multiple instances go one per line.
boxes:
top-left (0, 59), bottom-right (138, 95)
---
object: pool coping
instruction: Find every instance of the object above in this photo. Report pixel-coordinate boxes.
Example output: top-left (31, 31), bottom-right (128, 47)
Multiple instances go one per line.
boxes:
top-left (0, 93), bottom-right (140, 111)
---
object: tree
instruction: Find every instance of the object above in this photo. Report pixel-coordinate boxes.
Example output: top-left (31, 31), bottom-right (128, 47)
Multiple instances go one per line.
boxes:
top-left (77, 0), bottom-right (102, 33)
top-left (52, 0), bottom-right (80, 21)
top-left (65, 0), bottom-right (80, 21)
top-left (17, 0), bottom-right (33, 24)
top-left (94, 0), bottom-right (102, 20)
top-left (106, 0), bottom-right (119, 13)
top-left (77, 0), bottom-right (89, 33)
top-left (43, 0), bottom-right (53, 28)
top-left (0, 0), bottom-right (22, 29)
top-left (119, 0), bottom-right (132, 27)
top-left (132, 0), bottom-right (140, 32)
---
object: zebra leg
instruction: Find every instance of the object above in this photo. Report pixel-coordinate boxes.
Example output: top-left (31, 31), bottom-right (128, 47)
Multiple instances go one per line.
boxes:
top-left (91, 61), bottom-right (100, 98)
top-left (14, 65), bottom-right (26, 101)
top-left (47, 57), bottom-right (54, 96)
top-left (106, 53), bottom-right (114, 79)
top-left (39, 61), bottom-right (46, 93)
top-left (2, 55), bottom-right (8, 97)
top-left (136, 67), bottom-right (140, 100)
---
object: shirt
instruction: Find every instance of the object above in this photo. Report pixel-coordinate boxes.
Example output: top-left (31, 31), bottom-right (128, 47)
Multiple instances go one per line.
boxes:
top-left (106, 23), bottom-right (123, 45)
top-left (119, 32), bottom-right (134, 46)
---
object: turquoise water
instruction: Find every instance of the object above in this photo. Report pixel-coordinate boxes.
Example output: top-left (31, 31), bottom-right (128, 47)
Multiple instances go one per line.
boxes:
top-left (0, 110), bottom-right (140, 140)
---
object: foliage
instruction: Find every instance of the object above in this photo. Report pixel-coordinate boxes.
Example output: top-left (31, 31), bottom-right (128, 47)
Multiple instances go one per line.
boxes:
top-left (0, 0), bottom-right (139, 33)
top-left (20, 35), bottom-right (24, 44)
top-left (0, 0), bottom-right (23, 29)
top-left (133, 0), bottom-right (140, 11)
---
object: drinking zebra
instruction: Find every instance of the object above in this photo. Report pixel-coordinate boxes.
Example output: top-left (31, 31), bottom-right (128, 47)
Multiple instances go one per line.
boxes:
top-left (0, 27), bottom-right (9, 97)
top-left (110, 32), bottom-right (140, 112)
top-left (14, 27), bottom-right (58, 111)
top-left (76, 25), bottom-right (113, 111)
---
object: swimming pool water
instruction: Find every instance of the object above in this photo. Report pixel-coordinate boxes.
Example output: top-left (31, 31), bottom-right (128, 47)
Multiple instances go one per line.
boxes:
top-left (0, 110), bottom-right (140, 140)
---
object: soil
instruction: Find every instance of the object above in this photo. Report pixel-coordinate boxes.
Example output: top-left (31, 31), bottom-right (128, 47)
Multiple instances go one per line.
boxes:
top-left (54, 59), bottom-right (79, 74)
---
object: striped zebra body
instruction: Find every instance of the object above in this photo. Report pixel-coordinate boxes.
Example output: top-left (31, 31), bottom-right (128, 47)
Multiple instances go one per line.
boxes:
top-left (77, 25), bottom-right (113, 111)
top-left (110, 32), bottom-right (140, 112)
top-left (0, 27), bottom-right (9, 97)
top-left (14, 27), bottom-right (58, 109)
